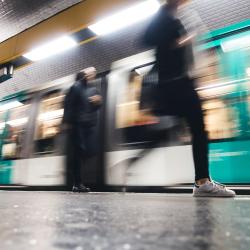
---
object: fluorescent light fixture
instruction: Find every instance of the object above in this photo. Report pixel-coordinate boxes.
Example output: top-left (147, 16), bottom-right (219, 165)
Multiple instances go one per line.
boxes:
top-left (88, 0), bottom-right (160, 35)
top-left (221, 35), bottom-right (250, 52)
top-left (0, 101), bottom-right (23, 112)
top-left (23, 36), bottom-right (77, 61)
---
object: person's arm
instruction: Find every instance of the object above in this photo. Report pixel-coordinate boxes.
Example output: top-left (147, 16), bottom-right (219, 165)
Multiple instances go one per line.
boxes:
top-left (177, 33), bottom-right (196, 47)
top-left (62, 85), bottom-right (77, 125)
top-left (88, 88), bottom-right (102, 111)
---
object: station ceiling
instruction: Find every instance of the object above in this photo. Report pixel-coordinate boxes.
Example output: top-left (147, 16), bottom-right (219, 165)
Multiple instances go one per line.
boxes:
top-left (0, 0), bottom-right (142, 65)
top-left (0, 0), bottom-right (82, 43)
top-left (0, 0), bottom-right (249, 99)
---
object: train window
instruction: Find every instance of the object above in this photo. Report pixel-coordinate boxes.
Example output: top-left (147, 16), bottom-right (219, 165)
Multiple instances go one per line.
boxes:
top-left (198, 78), bottom-right (241, 141)
top-left (198, 47), bottom-right (250, 141)
top-left (196, 48), bottom-right (222, 87)
top-left (0, 111), bottom-right (7, 158)
top-left (115, 65), bottom-right (190, 146)
top-left (0, 111), bottom-right (6, 136)
top-left (1, 100), bottom-right (31, 159)
top-left (116, 66), bottom-right (158, 129)
top-left (34, 91), bottom-right (64, 154)
top-left (202, 98), bottom-right (239, 140)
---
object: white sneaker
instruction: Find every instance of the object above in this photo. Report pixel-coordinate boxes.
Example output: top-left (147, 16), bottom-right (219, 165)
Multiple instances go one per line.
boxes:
top-left (193, 181), bottom-right (236, 197)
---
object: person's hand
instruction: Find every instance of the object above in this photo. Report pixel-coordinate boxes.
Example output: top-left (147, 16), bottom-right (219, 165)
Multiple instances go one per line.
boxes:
top-left (11, 134), bottom-right (17, 141)
top-left (176, 33), bottom-right (196, 47)
top-left (88, 95), bottom-right (102, 105)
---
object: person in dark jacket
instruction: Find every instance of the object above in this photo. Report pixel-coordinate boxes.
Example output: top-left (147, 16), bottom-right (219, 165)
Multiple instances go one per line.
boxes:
top-left (143, 0), bottom-right (235, 197)
top-left (63, 67), bottom-right (102, 192)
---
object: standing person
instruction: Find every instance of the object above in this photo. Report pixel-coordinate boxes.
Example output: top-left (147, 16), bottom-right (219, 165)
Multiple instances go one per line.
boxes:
top-left (143, 0), bottom-right (235, 197)
top-left (63, 67), bottom-right (102, 192)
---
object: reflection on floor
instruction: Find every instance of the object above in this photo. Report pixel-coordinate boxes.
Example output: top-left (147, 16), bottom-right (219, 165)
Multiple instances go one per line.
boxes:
top-left (0, 191), bottom-right (249, 250)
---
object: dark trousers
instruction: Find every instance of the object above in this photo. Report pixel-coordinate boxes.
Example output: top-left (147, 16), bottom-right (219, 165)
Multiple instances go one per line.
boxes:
top-left (157, 77), bottom-right (209, 181)
top-left (66, 124), bottom-right (97, 185)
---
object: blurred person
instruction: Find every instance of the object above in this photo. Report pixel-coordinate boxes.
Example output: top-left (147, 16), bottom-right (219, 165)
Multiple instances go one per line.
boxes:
top-left (176, 1), bottom-right (212, 79)
top-left (143, 0), bottom-right (235, 197)
top-left (63, 67), bottom-right (102, 192)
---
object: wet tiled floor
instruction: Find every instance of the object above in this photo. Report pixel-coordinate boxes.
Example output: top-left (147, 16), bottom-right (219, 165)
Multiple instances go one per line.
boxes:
top-left (0, 191), bottom-right (250, 250)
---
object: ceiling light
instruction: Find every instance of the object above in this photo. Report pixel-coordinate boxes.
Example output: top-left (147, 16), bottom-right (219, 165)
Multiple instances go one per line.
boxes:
top-left (23, 36), bottom-right (77, 61)
top-left (221, 35), bottom-right (250, 52)
top-left (88, 0), bottom-right (160, 35)
top-left (0, 101), bottom-right (23, 112)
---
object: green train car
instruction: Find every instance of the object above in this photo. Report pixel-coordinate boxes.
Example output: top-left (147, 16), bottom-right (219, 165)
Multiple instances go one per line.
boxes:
top-left (0, 20), bottom-right (250, 187)
top-left (105, 20), bottom-right (250, 186)
top-left (199, 20), bottom-right (250, 183)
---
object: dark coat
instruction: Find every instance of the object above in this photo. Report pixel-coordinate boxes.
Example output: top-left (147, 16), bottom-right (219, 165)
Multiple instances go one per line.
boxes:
top-left (63, 80), bottom-right (101, 127)
top-left (143, 5), bottom-right (190, 80)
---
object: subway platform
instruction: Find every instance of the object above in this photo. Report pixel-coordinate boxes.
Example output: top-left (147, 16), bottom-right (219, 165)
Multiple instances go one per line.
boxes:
top-left (1, 191), bottom-right (250, 250)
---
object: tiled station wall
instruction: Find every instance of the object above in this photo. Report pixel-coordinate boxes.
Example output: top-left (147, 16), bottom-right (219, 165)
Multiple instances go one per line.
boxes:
top-left (0, 0), bottom-right (249, 98)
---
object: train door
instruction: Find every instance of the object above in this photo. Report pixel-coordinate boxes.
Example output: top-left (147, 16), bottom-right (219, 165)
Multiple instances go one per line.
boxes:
top-left (104, 28), bottom-right (250, 187)
top-left (29, 76), bottom-right (105, 188)
top-left (104, 50), bottom-right (195, 187)
top-left (205, 31), bottom-right (250, 183)
top-left (61, 76), bottom-right (105, 189)
top-left (0, 94), bottom-right (33, 185)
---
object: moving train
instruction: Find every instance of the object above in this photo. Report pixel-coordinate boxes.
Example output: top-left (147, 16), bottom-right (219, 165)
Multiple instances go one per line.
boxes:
top-left (0, 20), bottom-right (249, 188)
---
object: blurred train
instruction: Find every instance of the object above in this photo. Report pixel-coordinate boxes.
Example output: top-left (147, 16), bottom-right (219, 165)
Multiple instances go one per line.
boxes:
top-left (0, 20), bottom-right (250, 188)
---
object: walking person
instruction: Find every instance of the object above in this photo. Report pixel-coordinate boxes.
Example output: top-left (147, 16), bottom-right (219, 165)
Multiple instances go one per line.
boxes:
top-left (63, 67), bottom-right (102, 192)
top-left (143, 0), bottom-right (235, 197)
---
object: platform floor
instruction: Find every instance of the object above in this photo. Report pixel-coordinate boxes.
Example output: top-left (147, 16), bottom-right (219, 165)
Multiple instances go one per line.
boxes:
top-left (0, 191), bottom-right (250, 250)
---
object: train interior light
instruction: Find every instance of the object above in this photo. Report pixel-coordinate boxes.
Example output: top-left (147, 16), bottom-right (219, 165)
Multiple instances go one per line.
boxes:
top-left (38, 109), bottom-right (64, 122)
top-left (247, 68), bottom-right (250, 77)
top-left (221, 34), bottom-right (250, 52)
top-left (0, 100), bottom-right (23, 112)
